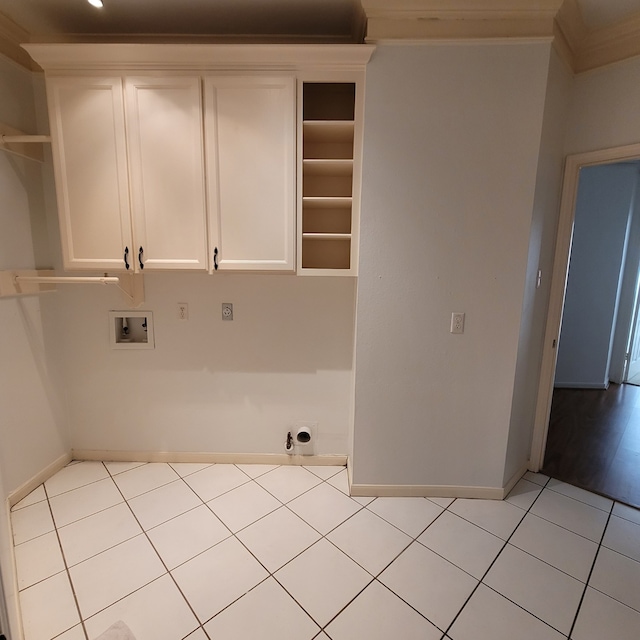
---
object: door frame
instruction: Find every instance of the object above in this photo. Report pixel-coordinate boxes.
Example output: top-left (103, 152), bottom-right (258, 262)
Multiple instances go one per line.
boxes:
top-left (529, 141), bottom-right (640, 471)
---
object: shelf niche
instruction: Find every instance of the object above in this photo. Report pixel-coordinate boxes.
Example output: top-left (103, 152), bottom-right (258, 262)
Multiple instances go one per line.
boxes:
top-left (301, 82), bottom-right (356, 272)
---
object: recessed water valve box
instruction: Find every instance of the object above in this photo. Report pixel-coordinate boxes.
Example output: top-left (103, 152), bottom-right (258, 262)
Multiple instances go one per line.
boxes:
top-left (109, 311), bottom-right (154, 350)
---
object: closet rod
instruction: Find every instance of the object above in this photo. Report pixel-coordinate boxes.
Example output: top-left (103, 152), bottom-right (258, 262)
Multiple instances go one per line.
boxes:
top-left (1, 134), bottom-right (51, 144)
top-left (15, 276), bottom-right (119, 285)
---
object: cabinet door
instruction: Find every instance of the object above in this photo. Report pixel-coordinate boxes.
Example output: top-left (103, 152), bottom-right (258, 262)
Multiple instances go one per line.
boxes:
top-left (47, 76), bottom-right (133, 271)
top-left (205, 76), bottom-right (296, 271)
top-left (125, 76), bottom-right (208, 271)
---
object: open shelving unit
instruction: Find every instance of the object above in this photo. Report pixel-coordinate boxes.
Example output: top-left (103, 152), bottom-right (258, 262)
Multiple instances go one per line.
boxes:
top-left (299, 82), bottom-right (357, 273)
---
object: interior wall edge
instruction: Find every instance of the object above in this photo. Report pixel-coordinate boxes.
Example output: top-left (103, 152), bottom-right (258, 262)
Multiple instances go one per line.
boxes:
top-left (502, 460), bottom-right (530, 499)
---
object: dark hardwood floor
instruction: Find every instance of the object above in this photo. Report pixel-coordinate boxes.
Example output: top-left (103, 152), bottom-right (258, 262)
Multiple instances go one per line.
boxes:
top-left (542, 383), bottom-right (640, 508)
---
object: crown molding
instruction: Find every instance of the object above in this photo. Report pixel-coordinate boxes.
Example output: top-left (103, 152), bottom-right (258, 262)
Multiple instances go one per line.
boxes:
top-left (362, 0), bottom-right (564, 20)
top-left (0, 11), bottom-right (37, 70)
top-left (363, 0), bottom-right (563, 42)
top-left (364, 0), bottom-right (640, 74)
top-left (576, 10), bottom-right (640, 72)
top-left (23, 43), bottom-right (375, 72)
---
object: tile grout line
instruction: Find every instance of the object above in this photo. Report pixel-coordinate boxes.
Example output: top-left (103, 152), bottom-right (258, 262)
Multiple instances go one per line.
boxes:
top-left (150, 463), bottom-right (345, 635)
top-left (104, 462), bottom-right (216, 640)
top-left (313, 501), bottom-right (453, 635)
top-left (566, 501), bottom-right (615, 640)
top-left (182, 465), bottom-right (372, 634)
top-left (42, 480), bottom-right (90, 640)
top-left (24, 463), bottom-right (625, 640)
top-left (441, 475), bottom-right (552, 638)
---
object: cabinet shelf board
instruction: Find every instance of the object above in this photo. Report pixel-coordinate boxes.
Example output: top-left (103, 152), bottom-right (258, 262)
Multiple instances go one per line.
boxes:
top-left (302, 233), bottom-right (351, 240)
top-left (303, 159), bottom-right (353, 176)
top-left (303, 121), bottom-right (354, 142)
top-left (302, 196), bottom-right (352, 208)
top-left (301, 235), bottom-right (351, 270)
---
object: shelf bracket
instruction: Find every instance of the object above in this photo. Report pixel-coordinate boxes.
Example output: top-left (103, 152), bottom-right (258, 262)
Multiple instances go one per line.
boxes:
top-left (0, 122), bottom-right (51, 162)
top-left (115, 273), bottom-right (145, 308)
top-left (0, 270), bottom-right (145, 308)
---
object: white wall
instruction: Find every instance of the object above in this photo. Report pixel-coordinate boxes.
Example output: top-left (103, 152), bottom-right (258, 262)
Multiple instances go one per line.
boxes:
top-left (25, 69), bottom-right (358, 460)
top-left (503, 48), bottom-right (573, 484)
top-left (352, 42), bottom-right (551, 489)
top-left (55, 273), bottom-right (356, 457)
top-left (555, 164), bottom-right (639, 387)
top-left (565, 56), bottom-right (640, 155)
top-left (0, 54), bottom-right (70, 640)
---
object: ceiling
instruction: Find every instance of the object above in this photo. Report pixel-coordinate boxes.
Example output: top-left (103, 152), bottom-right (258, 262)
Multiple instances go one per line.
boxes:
top-left (1, 1), bottom-right (640, 74)
top-left (3, 1), bottom-right (638, 42)
top-left (577, 0), bottom-right (640, 29)
top-left (0, 0), bottom-right (365, 42)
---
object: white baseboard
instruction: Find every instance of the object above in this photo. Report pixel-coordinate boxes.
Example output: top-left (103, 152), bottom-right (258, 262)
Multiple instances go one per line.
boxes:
top-left (501, 460), bottom-right (529, 499)
top-left (349, 458), bottom-right (530, 501)
top-left (349, 482), bottom-right (505, 500)
top-left (8, 451), bottom-right (72, 507)
top-left (1, 499), bottom-right (22, 640)
top-left (72, 449), bottom-right (347, 467)
top-left (554, 382), bottom-right (608, 389)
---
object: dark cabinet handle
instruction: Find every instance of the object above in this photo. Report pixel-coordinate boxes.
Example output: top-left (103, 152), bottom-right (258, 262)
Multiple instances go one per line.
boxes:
top-left (138, 246), bottom-right (144, 270)
top-left (214, 247), bottom-right (219, 271)
top-left (124, 246), bottom-right (130, 270)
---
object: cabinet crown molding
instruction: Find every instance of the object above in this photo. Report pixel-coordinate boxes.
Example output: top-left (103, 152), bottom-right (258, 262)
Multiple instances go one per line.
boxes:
top-left (23, 43), bottom-right (375, 72)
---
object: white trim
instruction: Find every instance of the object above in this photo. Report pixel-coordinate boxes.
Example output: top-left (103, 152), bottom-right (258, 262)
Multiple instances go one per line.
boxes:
top-left (530, 142), bottom-right (640, 471)
top-left (554, 382), bottom-right (608, 389)
top-left (502, 460), bottom-right (529, 498)
top-left (365, 36), bottom-right (554, 46)
top-left (349, 482), bottom-right (504, 500)
top-left (23, 44), bottom-right (375, 72)
top-left (7, 452), bottom-right (72, 507)
top-left (72, 449), bottom-right (347, 467)
top-left (1, 498), bottom-right (21, 640)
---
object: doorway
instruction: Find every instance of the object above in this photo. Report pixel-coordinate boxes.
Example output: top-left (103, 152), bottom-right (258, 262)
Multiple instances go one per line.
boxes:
top-left (530, 142), bottom-right (640, 505)
top-left (624, 279), bottom-right (640, 385)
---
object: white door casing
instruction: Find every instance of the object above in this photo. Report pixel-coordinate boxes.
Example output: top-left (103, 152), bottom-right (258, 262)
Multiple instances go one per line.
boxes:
top-left (530, 142), bottom-right (640, 471)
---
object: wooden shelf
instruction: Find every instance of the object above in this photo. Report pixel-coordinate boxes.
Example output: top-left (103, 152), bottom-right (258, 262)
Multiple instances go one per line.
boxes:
top-left (303, 121), bottom-right (354, 160)
top-left (302, 236), bottom-right (351, 270)
top-left (302, 233), bottom-right (351, 240)
top-left (302, 196), bottom-right (352, 208)
top-left (303, 159), bottom-right (353, 175)
top-left (299, 82), bottom-right (357, 273)
top-left (303, 121), bottom-right (354, 140)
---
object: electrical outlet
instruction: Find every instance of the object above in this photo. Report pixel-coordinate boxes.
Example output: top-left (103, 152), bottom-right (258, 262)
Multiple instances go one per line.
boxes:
top-left (177, 303), bottom-right (189, 320)
top-left (222, 302), bottom-right (233, 321)
top-left (451, 312), bottom-right (465, 334)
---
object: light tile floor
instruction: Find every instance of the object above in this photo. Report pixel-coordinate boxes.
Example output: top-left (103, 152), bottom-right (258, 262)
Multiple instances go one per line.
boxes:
top-left (9, 462), bottom-right (640, 640)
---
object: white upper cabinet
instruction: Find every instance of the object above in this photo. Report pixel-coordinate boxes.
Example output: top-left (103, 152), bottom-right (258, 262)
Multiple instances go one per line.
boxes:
top-left (125, 76), bottom-right (208, 271)
top-left (47, 76), bottom-right (133, 271)
top-left (28, 44), bottom-right (374, 276)
top-left (47, 74), bottom-right (208, 272)
top-left (205, 76), bottom-right (296, 272)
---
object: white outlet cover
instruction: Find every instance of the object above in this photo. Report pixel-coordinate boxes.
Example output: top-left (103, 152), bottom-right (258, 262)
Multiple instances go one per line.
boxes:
top-left (450, 312), bottom-right (465, 334)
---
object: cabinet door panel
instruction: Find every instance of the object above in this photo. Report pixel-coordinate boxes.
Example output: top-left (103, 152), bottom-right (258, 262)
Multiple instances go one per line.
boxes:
top-left (205, 76), bottom-right (295, 271)
top-left (126, 76), bottom-right (208, 271)
top-left (47, 76), bottom-right (132, 271)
